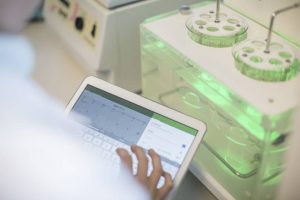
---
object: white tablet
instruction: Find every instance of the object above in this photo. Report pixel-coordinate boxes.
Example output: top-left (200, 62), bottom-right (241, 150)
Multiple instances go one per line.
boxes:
top-left (65, 76), bottom-right (206, 199)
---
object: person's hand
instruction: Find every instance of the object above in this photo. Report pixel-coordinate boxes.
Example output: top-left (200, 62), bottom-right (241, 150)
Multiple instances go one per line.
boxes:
top-left (116, 145), bottom-right (173, 200)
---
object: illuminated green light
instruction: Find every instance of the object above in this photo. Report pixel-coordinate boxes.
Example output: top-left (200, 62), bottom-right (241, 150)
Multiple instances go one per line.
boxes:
top-left (186, 12), bottom-right (248, 48)
top-left (242, 47), bottom-right (255, 53)
top-left (250, 56), bottom-right (263, 63)
top-left (203, 142), bottom-right (259, 177)
top-left (223, 25), bottom-right (236, 31)
top-left (186, 27), bottom-right (248, 48)
top-left (270, 132), bottom-right (281, 142)
top-left (141, 10), bottom-right (293, 191)
top-left (178, 68), bottom-right (266, 142)
top-left (269, 58), bottom-right (283, 65)
top-left (182, 91), bottom-right (203, 109)
top-left (234, 55), bottom-right (300, 82)
top-left (263, 173), bottom-right (281, 186)
top-left (141, 27), bottom-right (266, 143)
top-left (279, 51), bottom-right (292, 59)
top-left (156, 41), bottom-right (165, 49)
top-left (195, 20), bottom-right (207, 25)
top-left (140, 3), bottom-right (297, 199)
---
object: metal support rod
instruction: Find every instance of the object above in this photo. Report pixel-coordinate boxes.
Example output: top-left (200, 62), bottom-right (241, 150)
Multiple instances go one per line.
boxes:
top-left (265, 2), bottom-right (300, 53)
top-left (215, 0), bottom-right (221, 23)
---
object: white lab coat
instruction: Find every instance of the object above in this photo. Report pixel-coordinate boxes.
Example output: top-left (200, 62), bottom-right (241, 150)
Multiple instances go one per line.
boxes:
top-left (0, 34), bottom-right (149, 200)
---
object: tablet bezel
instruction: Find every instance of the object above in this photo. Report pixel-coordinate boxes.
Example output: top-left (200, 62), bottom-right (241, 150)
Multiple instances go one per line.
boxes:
top-left (65, 76), bottom-right (206, 199)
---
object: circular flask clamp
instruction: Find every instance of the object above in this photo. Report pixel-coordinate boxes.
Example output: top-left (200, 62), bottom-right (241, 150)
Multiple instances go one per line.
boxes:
top-left (182, 91), bottom-right (203, 109)
top-left (225, 127), bottom-right (255, 170)
top-left (179, 87), bottom-right (211, 113)
top-left (186, 11), bottom-right (248, 47)
top-left (232, 39), bottom-right (300, 82)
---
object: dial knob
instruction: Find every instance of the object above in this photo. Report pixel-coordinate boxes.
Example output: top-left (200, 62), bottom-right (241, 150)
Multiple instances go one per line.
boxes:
top-left (91, 24), bottom-right (97, 37)
top-left (75, 16), bottom-right (84, 31)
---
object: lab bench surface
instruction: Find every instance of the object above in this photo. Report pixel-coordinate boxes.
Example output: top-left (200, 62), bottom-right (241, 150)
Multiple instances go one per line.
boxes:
top-left (23, 22), bottom-right (88, 105)
top-left (22, 22), bottom-right (217, 200)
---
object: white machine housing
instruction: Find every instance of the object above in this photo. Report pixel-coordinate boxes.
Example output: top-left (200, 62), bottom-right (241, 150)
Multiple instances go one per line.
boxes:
top-left (226, 0), bottom-right (300, 46)
top-left (140, 0), bottom-right (300, 199)
top-left (95, 0), bottom-right (141, 9)
top-left (43, 0), bottom-right (200, 92)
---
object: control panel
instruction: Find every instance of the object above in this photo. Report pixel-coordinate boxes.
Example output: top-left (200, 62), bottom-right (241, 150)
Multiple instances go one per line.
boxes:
top-left (44, 0), bottom-right (106, 71)
top-left (44, 0), bottom-right (201, 92)
top-left (52, 0), bottom-right (100, 46)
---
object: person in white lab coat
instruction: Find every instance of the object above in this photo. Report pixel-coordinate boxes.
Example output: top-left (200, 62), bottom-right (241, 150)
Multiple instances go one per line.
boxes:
top-left (0, 0), bottom-right (173, 200)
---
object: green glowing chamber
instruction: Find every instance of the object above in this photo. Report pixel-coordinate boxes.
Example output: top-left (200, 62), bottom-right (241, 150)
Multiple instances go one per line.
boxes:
top-left (140, 2), bottom-right (299, 200)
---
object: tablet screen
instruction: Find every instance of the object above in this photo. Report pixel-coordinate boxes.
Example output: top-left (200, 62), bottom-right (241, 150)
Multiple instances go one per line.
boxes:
top-left (69, 85), bottom-right (197, 185)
